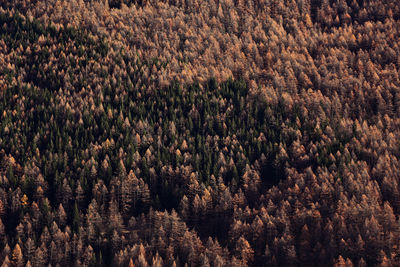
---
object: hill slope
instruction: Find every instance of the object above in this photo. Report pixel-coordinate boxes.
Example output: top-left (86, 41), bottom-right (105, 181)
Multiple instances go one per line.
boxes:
top-left (1, 1), bottom-right (400, 266)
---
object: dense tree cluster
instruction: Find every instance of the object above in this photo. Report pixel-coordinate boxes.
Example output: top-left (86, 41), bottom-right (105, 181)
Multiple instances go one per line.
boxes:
top-left (1, 0), bottom-right (400, 266)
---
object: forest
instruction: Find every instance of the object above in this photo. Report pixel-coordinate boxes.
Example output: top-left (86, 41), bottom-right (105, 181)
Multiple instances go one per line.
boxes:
top-left (1, 0), bottom-right (400, 266)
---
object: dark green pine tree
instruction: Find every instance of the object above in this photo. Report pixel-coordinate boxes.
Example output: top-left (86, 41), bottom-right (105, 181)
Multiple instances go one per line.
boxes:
top-left (72, 202), bottom-right (80, 235)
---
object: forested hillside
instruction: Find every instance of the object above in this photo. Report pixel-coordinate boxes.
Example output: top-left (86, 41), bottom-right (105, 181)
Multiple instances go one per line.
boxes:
top-left (1, 0), bottom-right (400, 266)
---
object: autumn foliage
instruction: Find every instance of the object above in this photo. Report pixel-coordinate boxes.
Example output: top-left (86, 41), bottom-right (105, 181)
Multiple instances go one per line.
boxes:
top-left (1, 0), bottom-right (400, 266)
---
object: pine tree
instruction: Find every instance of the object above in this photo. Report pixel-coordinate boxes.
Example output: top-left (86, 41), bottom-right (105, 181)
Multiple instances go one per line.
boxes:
top-left (11, 244), bottom-right (23, 267)
top-left (73, 202), bottom-right (80, 235)
top-left (235, 236), bottom-right (254, 265)
top-left (1, 255), bottom-right (11, 267)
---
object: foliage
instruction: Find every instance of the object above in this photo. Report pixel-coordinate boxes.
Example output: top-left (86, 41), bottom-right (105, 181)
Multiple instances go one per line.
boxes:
top-left (0, 0), bottom-right (400, 266)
